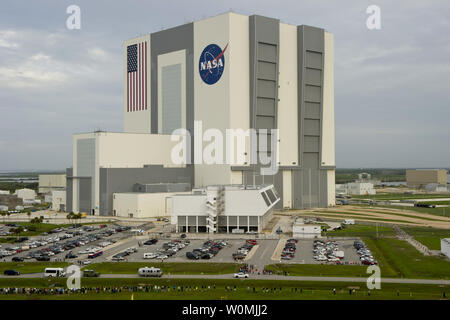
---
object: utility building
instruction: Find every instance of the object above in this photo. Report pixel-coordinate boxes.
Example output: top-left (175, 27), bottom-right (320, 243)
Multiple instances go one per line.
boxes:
top-left (66, 12), bottom-right (335, 217)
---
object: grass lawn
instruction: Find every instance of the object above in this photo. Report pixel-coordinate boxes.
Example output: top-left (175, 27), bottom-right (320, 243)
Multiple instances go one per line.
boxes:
top-left (311, 211), bottom-right (420, 225)
top-left (363, 238), bottom-right (450, 279)
top-left (325, 224), bottom-right (395, 238)
top-left (0, 262), bottom-right (70, 274)
top-left (417, 201), bottom-right (450, 206)
top-left (0, 278), bottom-right (447, 300)
top-left (351, 193), bottom-right (450, 201)
top-left (353, 204), bottom-right (450, 218)
top-left (265, 264), bottom-right (369, 278)
top-left (401, 227), bottom-right (450, 250)
top-left (0, 222), bottom-right (71, 237)
top-left (86, 262), bottom-right (243, 275)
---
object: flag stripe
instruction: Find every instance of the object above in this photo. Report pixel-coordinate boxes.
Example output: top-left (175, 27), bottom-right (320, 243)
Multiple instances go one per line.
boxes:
top-left (127, 41), bottom-right (148, 112)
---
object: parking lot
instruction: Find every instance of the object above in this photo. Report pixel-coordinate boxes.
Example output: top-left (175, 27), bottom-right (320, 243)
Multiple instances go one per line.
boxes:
top-left (1, 223), bottom-right (365, 269)
top-left (0, 224), bottom-right (134, 264)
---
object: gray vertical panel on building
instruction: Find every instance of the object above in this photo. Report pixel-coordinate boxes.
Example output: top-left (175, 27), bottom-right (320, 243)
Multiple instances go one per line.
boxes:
top-left (66, 168), bottom-right (73, 212)
top-left (249, 15), bottom-right (280, 165)
top-left (78, 178), bottom-right (92, 213)
top-left (161, 63), bottom-right (182, 134)
top-left (76, 138), bottom-right (95, 212)
top-left (150, 23), bottom-right (194, 165)
top-left (296, 25), bottom-right (327, 209)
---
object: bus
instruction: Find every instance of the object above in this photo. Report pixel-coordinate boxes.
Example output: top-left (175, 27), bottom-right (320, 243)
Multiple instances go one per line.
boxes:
top-left (88, 250), bottom-right (103, 259)
top-left (44, 268), bottom-right (65, 277)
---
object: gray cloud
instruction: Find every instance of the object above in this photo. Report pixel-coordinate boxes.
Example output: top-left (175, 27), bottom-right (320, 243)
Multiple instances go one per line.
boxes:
top-left (0, 0), bottom-right (449, 170)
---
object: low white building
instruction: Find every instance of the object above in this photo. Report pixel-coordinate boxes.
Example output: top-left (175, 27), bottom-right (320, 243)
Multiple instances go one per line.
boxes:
top-left (441, 238), bottom-right (450, 258)
top-left (347, 182), bottom-right (376, 196)
top-left (14, 188), bottom-right (36, 201)
top-left (0, 205), bottom-right (8, 212)
top-left (51, 190), bottom-right (66, 212)
top-left (172, 185), bottom-right (280, 234)
top-left (292, 218), bottom-right (322, 238)
top-left (113, 191), bottom-right (189, 219)
top-left (0, 190), bottom-right (10, 195)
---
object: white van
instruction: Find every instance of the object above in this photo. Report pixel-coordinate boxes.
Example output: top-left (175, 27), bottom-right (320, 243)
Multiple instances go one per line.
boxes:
top-left (44, 268), bottom-right (66, 277)
top-left (343, 219), bottom-right (355, 225)
top-left (138, 267), bottom-right (163, 277)
top-left (143, 253), bottom-right (157, 259)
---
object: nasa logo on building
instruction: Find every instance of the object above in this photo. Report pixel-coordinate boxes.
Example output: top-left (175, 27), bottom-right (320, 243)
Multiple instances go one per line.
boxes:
top-left (199, 43), bottom-right (228, 85)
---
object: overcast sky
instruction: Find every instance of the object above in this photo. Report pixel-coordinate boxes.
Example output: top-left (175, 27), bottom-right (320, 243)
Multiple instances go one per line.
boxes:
top-left (0, 0), bottom-right (449, 171)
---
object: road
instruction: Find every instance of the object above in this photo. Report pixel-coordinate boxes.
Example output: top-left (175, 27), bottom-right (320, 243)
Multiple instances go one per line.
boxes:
top-left (1, 273), bottom-right (449, 285)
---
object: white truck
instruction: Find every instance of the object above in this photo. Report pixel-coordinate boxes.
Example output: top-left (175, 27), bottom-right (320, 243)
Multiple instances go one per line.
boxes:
top-left (343, 219), bottom-right (355, 225)
top-left (138, 267), bottom-right (163, 277)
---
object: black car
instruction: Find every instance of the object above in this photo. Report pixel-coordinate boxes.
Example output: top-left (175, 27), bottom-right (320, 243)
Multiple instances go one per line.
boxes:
top-left (36, 256), bottom-right (50, 261)
top-left (65, 252), bottom-right (78, 259)
top-left (144, 239), bottom-right (158, 245)
top-left (3, 269), bottom-right (20, 276)
top-left (180, 234), bottom-right (187, 239)
top-left (186, 252), bottom-right (200, 260)
top-left (11, 257), bottom-right (24, 262)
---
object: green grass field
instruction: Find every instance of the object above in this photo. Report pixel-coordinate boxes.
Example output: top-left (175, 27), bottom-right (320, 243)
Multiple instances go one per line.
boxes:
top-left (0, 262), bottom-right (69, 274)
top-left (353, 204), bottom-right (450, 218)
top-left (266, 237), bottom-right (450, 280)
top-left (363, 238), bottom-right (450, 279)
top-left (312, 211), bottom-right (420, 225)
top-left (86, 262), bottom-right (242, 275)
top-left (0, 278), bottom-right (447, 300)
top-left (401, 227), bottom-right (450, 250)
top-left (351, 193), bottom-right (450, 201)
top-left (325, 224), bottom-right (395, 238)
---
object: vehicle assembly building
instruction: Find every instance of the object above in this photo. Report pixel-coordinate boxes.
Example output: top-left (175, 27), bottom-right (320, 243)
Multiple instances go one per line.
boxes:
top-left (66, 12), bottom-right (336, 230)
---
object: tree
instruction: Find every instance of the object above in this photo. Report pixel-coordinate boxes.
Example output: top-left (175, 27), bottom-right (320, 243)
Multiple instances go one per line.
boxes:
top-left (27, 211), bottom-right (31, 221)
top-left (0, 211), bottom-right (6, 223)
top-left (11, 226), bottom-right (24, 238)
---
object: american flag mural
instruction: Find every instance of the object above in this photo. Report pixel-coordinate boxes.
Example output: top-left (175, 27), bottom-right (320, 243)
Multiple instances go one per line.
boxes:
top-left (127, 42), bottom-right (148, 112)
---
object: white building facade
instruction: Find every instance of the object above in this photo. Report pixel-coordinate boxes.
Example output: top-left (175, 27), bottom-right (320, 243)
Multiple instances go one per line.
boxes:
top-left (66, 13), bottom-right (336, 218)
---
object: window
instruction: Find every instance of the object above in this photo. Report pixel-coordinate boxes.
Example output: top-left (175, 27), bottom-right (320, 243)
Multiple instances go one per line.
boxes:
top-left (261, 192), bottom-right (271, 206)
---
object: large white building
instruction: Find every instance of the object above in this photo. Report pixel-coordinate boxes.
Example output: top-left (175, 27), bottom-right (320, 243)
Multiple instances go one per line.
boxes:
top-left (66, 12), bottom-right (336, 225)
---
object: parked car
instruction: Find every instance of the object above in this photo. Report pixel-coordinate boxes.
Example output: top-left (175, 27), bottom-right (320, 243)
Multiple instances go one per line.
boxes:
top-left (233, 272), bottom-right (249, 279)
top-left (186, 252), bottom-right (200, 260)
top-left (83, 269), bottom-right (100, 277)
top-left (12, 257), bottom-right (24, 262)
top-left (3, 269), bottom-right (20, 276)
top-left (144, 239), bottom-right (158, 245)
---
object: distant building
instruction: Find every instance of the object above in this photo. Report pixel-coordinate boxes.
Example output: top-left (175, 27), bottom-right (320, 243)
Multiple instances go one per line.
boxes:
top-left (38, 174), bottom-right (66, 193)
top-left (51, 190), bottom-right (66, 211)
top-left (406, 169), bottom-right (448, 188)
top-left (14, 188), bottom-right (36, 201)
top-left (424, 183), bottom-right (447, 192)
top-left (441, 238), bottom-right (450, 258)
top-left (0, 190), bottom-right (10, 195)
top-left (0, 194), bottom-right (23, 210)
top-left (0, 205), bottom-right (8, 212)
top-left (292, 218), bottom-right (321, 238)
top-left (336, 182), bottom-right (375, 196)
